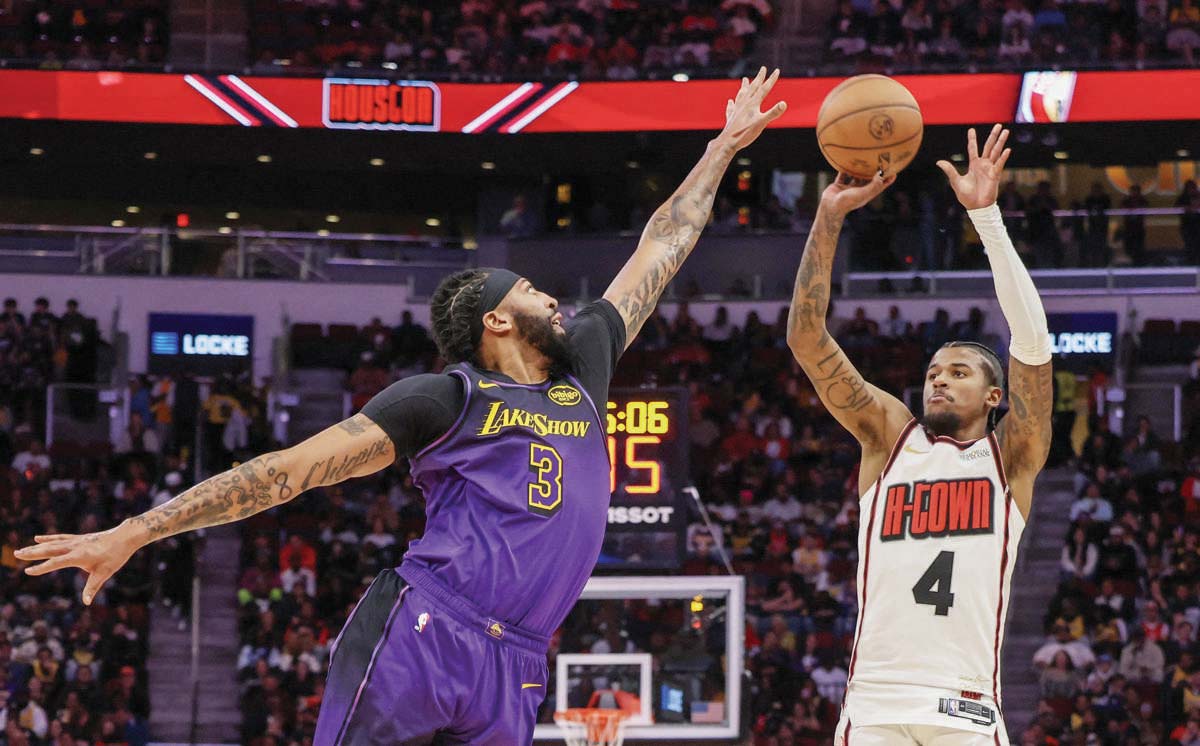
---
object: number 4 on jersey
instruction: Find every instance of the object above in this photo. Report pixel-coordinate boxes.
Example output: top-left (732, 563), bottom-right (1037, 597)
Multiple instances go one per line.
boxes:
top-left (912, 550), bottom-right (956, 616)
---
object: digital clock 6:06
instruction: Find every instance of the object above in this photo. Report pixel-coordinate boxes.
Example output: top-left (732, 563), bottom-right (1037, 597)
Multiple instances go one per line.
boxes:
top-left (605, 400), bottom-right (671, 435)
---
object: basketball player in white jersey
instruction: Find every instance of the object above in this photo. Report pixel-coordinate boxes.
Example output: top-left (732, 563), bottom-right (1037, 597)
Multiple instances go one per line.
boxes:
top-left (785, 124), bottom-right (1053, 746)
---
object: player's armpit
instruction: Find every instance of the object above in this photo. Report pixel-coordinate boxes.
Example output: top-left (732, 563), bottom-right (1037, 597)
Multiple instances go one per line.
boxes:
top-left (996, 358), bottom-right (1052, 517)
top-left (791, 331), bottom-right (912, 456)
top-left (292, 412), bottom-right (396, 491)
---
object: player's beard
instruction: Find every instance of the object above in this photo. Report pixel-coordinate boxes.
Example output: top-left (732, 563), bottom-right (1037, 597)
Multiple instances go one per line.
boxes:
top-left (513, 311), bottom-right (576, 379)
top-left (921, 409), bottom-right (964, 438)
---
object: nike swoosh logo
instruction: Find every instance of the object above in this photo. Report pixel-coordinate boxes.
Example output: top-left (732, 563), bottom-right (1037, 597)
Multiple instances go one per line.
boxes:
top-left (478, 381), bottom-right (499, 389)
top-left (904, 445), bottom-right (930, 455)
top-left (521, 683), bottom-right (542, 689)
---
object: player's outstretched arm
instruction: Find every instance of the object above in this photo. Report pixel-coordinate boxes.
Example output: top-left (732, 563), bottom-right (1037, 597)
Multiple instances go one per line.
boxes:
top-left (938, 124), bottom-right (1051, 518)
top-left (15, 412), bottom-right (394, 605)
top-left (786, 172), bottom-right (912, 480)
top-left (603, 66), bottom-right (787, 348)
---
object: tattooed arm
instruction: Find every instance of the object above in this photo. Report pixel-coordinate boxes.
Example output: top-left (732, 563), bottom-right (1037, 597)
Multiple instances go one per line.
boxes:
top-left (15, 412), bottom-right (394, 604)
top-left (938, 124), bottom-right (1052, 519)
top-left (996, 359), bottom-right (1052, 518)
top-left (785, 173), bottom-right (912, 493)
top-left (604, 67), bottom-right (786, 347)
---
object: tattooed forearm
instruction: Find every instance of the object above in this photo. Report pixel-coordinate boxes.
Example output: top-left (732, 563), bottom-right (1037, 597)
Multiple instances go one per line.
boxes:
top-left (998, 359), bottom-right (1053, 476)
top-left (607, 140), bottom-right (737, 342)
top-left (128, 452), bottom-right (294, 540)
top-left (300, 436), bottom-right (391, 491)
top-left (786, 207), bottom-right (845, 346)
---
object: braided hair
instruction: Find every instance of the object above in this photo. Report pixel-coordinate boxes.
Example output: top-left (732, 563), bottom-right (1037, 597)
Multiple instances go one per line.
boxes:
top-left (430, 269), bottom-right (489, 365)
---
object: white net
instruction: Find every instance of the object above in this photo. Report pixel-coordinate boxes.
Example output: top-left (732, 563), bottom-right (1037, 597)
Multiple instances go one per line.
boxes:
top-left (554, 709), bottom-right (628, 746)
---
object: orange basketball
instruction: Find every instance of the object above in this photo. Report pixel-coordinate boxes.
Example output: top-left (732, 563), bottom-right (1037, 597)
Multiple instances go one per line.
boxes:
top-left (816, 74), bottom-right (924, 180)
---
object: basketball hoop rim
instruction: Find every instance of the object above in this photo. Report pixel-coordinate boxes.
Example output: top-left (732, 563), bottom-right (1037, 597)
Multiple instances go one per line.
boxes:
top-left (554, 708), bottom-right (631, 746)
top-left (554, 708), bottom-right (631, 724)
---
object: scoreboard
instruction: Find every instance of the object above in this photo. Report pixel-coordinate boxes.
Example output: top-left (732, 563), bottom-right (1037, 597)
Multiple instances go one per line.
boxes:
top-left (598, 387), bottom-right (689, 570)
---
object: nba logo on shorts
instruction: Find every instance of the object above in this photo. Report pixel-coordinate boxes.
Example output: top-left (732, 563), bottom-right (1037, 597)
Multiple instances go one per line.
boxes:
top-left (414, 612), bottom-right (430, 633)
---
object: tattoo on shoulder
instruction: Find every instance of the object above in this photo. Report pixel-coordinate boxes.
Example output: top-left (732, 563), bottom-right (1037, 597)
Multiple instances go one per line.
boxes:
top-left (337, 414), bottom-right (372, 436)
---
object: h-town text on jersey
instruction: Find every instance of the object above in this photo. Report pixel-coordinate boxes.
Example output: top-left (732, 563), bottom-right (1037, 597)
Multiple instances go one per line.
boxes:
top-left (879, 478), bottom-right (995, 541)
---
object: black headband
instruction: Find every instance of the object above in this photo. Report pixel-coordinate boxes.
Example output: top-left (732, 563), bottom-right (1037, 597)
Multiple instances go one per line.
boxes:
top-left (469, 268), bottom-right (521, 347)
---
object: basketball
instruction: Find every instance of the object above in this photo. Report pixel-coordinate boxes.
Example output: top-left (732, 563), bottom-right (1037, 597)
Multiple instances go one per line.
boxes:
top-left (816, 74), bottom-right (924, 180)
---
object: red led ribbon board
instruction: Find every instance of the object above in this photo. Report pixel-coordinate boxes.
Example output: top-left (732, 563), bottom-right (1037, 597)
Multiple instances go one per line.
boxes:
top-left (0, 69), bottom-right (1196, 132)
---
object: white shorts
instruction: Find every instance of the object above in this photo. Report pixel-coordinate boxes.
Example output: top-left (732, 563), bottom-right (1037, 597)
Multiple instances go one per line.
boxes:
top-left (834, 716), bottom-right (1009, 746)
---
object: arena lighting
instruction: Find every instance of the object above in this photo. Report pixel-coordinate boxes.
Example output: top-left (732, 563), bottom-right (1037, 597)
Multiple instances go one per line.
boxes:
top-left (126, 206), bottom-right (141, 214)
top-left (480, 161), bottom-right (496, 170)
top-left (1179, 149), bottom-right (1191, 158)
top-left (425, 217), bottom-right (441, 227)
top-left (29, 147), bottom-right (44, 155)
top-left (950, 153), bottom-right (965, 162)
top-left (1054, 150), bottom-right (1069, 160)
top-left (369, 158), bottom-right (385, 166)
top-left (176, 213), bottom-right (190, 228)
top-left (218, 226), bottom-right (233, 234)
top-left (110, 219), bottom-right (125, 227)
top-left (316, 229), bottom-right (330, 236)
top-left (325, 214), bottom-right (340, 223)
top-left (143, 151), bottom-right (157, 160)
top-left (225, 211), bottom-right (240, 220)
top-left (256, 154), bottom-right (272, 163)
top-left (672, 73), bottom-right (689, 82)
top-left (381, 62), bottom-right (398, 70)
top-left (626, 160), bottom-right (640, 169)
top-left (736, 157), bottom-right (751, 166)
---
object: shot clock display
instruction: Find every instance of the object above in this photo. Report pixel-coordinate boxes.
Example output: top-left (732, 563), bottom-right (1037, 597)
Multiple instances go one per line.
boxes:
top-left (598, 388), bottom-right (689, 570)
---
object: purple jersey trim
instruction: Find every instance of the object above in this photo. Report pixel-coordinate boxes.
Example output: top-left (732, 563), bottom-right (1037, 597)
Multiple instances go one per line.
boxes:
top-left (411, 369), bottom-right (473, 462)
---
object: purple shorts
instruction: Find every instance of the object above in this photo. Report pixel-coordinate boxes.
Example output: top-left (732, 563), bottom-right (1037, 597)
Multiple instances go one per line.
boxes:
top-left (313, 569), bottom-right (550, 746)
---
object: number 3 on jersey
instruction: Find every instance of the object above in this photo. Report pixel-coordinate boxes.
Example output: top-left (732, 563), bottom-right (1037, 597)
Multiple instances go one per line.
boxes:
top-left (913, 550), bottom-right (956, 616)
top-left (528, 443), bottom-right (564, 517)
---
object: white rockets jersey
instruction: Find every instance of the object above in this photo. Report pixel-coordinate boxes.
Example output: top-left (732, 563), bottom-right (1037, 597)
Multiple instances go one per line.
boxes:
top-left (842, 419), bottom-right (1025, 736)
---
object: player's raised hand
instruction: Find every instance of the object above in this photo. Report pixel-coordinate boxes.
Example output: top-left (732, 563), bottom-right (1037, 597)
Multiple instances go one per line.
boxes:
top-left (14, 528), bottom-right (138, 605)
top-left (937, 123), bottom-right (1012, 210)
top-left (820, 171), bottom-right (896, 216)
top-left (719, 66), bottom-right (788, 151)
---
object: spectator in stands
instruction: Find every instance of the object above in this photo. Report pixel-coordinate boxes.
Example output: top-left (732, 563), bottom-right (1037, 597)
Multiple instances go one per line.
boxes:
top-left (1141, 601), bottom-right (1170, 641)
top-left (1035, 619), bottom-right (1098, 668)
top-left (499, 194), bottom-right (537, 238)
top-left (1041, 651), bottom-right (1083, 698)
top-left (1026, 181), bottom-right (1063, 268)
top-left (113, 413), bottom-right (161, 457)
top-left (1120, 627), bottom-right (1165, 684)
top-left (1099, 524), bottom-right (1141, 585)
top-left (1072, 481), bottom-right (1115, 522)
top-left (278, 536), bottom-right (316, 579)
top-left (280, 551), bottom-right (316, 598)
top-left (1124, 415), bottom-right (1163, 474)
top-left (1167, 0), bottom-right (1200, 64)
top-left (1062, 525), bottom-right (1099, 581)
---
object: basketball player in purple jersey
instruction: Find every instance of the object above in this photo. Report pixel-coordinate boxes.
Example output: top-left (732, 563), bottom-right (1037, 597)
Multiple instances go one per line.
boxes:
top-left (16, 68), bottom-right (788, 745)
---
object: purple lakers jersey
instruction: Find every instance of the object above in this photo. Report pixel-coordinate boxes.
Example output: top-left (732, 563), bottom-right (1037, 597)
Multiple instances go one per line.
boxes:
top-left (398, 362), bottom-right (612, 636)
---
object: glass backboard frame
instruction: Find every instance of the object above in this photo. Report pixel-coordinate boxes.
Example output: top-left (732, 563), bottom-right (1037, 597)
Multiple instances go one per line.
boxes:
top-left (533, 575), bottom-right (745, 741)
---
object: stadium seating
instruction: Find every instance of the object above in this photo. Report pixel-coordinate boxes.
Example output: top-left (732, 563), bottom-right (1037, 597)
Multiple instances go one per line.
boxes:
top-left (247, 0), bottom-right (773, 76)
